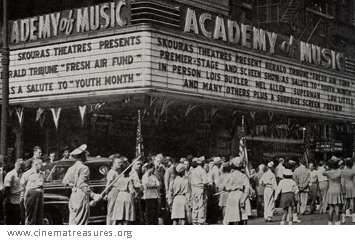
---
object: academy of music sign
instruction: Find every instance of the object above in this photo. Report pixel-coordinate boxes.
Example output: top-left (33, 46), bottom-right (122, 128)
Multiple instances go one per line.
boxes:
top-left (4, 0), bottom-right (145, 100)
top-left (149, 7), bottom-right (355, 121)
top-left (2, 2), bottom-right (355, 121)
top-left (7, 0), bottom-right (129, 44)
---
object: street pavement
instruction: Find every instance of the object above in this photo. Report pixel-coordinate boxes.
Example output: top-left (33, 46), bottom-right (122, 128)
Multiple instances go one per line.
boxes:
top-left (248, 210), bottom-right (355, 225)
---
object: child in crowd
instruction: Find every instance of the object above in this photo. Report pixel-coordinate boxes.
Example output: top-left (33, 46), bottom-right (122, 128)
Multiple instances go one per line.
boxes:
top-left (274, 169), bottom-right (299, 225)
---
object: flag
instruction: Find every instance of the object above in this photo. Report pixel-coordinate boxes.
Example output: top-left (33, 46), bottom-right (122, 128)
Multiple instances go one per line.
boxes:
top-left (239, 116), bottom-right (251, 178)
top-left (303, 127), bottom-right (310, 166)
top-left (303, 147), bottom-right (310, 167)
top-left (135, 110), bottom-right (144, 157)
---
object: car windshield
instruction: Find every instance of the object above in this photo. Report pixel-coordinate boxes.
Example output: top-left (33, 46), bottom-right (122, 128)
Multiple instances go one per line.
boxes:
top-left (43, 159), bottom-right (111, 182)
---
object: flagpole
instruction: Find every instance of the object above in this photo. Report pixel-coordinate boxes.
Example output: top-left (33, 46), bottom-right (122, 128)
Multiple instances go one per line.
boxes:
top-left (240, 115), bottom-right (250, 178)
top-left (135, 109), bottom-right (143, 157)
top-left (1, 0), bottom-right (10, 166)
top-left (303, 127), bottom-right (309, 166)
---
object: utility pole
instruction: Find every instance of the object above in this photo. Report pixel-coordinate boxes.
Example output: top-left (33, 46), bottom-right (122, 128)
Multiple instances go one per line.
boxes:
top-left (1, 0), bottom-right (9, 166)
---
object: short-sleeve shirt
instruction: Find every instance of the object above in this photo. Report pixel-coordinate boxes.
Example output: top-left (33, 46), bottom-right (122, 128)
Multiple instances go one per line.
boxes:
top-left (20, 168), bottom-right (45, 199)
top-left (142, 172), bottom-right (160, 199)
top-left (107, 169), bottom-right (119, 188)
top-left (190, 166), bottom-right (208, 188)
top-left (4, 169), bottom-right (21, 204)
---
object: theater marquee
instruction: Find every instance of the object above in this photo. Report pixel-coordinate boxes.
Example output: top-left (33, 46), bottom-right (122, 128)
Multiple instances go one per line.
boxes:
top-left (149, 31), bottom-right (355, 120)
top-left (4, 27), bottom-right (355, 121)
top-left (9, 32), bottom-right (146, 99)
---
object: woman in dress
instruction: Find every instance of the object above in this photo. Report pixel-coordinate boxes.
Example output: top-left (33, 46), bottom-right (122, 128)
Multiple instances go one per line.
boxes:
top-left (168, 163), bottom-right (191, 225)
top-left (112, 158), bottom-right (136, 225)
top-left (218, 162), bottom-right (231, 225)
top-left (341, 158), bottom-right (355, 223)
top-left (322, 157), bottom-right (343, 225)
top-left (222, 157), bottom-right (250, 225)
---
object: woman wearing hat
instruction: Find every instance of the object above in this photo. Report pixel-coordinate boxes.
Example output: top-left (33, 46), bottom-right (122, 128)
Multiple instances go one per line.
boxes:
top-left (222, 157), bottom-right (250, 225)
top-left (168, 163), bottom-right (192, 225)
top-left (218, 162), bottom-right (231, 224)
top-left (341, 159), bottom-right (355, 223)
top-left (322, 157), bottom-right (343, 225)
top-left (274, 169), bottom-right (299, 225)
top-left (105, 156), bottom-right (122, 225)
top-left (112, 158), bottom-right (136, 225)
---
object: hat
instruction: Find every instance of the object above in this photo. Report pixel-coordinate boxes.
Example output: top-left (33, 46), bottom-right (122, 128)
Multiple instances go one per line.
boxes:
top-left (330, 156), bottom-right (340, 162)
top-left (267, 161), bottom-right (274, 168)
top-left (231, 157), bottom-right (243, 167)
top-left (154, 155), bottom-right (163, 162)
top-left (279, 158), bottom-right (285, 162)
top-left (71, 144), bottom-right (87, 158)
top-left (180, 158), bottom-right (187, 163)
top-left (160, 157), bottom-right (168, 164)
top-left (345, 157), bottom-right (353, 162)
top-left (175, 163), bottom-right (185, 173)
top-left (193, 156), bottom-right (205, 164)
top-left (288, 159), bottom-right (296, 165)
top-left (213, 157), bottom-right (222, 164)
top-left (283, 169), bottom-right (293, 176)
top-left (258, 164), bottom-right (265, 171)
top-left (222, 162), bottom-right (230, 169)
top-left (110, 153), bottom-right (121, 160)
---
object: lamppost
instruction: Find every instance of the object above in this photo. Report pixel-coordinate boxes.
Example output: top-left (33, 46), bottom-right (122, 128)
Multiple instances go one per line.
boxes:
top-left (1, 0), bottom-right (9, 166)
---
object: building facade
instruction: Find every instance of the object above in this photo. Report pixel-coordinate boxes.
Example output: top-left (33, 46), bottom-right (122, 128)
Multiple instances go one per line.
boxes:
top-left (1, 0), bottom-right (355, 166)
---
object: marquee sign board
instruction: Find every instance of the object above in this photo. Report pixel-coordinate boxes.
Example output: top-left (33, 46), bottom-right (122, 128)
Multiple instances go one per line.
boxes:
top-left (7, 32), bottom-right (147, 99)
top-left (2, 26), bottom-right (355, 121)
top-left (149, 31), bottom-right (355, 121)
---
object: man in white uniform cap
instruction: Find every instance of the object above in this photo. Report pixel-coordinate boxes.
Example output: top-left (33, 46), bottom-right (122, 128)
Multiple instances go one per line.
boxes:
top-left (259, 161), bottom-right (277, 222)
top-left (63, 144), bottom-right (101, 225)
top-left (190, 156), bottom-right (208, 225)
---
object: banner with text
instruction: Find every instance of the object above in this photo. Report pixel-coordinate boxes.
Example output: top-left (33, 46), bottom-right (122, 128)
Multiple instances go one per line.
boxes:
top-left (150, 32), bottom-right (355, 120)
top-left (7, 32), bottom-right (148, 99)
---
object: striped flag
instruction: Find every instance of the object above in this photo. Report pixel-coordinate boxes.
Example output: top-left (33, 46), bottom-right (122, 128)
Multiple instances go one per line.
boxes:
top-left (135, 110), bottom-right (144, 157)
top-left (303, 127), bottom-right (310, 166)
top-left (239, 116), bottom-right (251, 178)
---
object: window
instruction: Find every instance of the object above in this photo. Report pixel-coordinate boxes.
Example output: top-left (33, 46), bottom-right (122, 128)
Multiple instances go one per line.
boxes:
top-left (257, 0), bottom-right (280, 23)
top-left (308, 0), bottom-right (337, 17)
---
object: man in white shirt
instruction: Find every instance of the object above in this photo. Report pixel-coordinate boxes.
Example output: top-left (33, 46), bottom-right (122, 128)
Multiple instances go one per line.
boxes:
top-left (275, 158), bottom-right (286, 183)
top-left (20, 159), bottom-right (45, 225)
top-left (253, 164), bottom-right (265, 217)
top-left (4, 159), bottom-right (24, 225)
top-left (316, 161), bottom-right (328, 214)
top-left (293, 159), bottom-right (310, 215)
top-left (190, 157), bottom-right (208, 225)
top-left (260, 161), bottom-right (277, 222)
top-left (207, 157), bottom-right (222, 224)
top-left (308, 163), bottom-right (318, 214)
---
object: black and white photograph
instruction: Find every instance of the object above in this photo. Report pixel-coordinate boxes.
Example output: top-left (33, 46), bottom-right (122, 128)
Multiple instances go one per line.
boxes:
top-left (1, 0), bottom-right (355, 232)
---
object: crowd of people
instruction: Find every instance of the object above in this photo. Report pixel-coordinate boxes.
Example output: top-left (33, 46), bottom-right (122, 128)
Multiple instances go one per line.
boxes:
top-left (1, 144), bottom-right (355, 225)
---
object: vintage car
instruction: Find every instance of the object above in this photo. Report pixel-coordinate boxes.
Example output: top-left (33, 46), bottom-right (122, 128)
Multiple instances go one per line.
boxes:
top-left (42, 157), bottom-right (110, 224)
